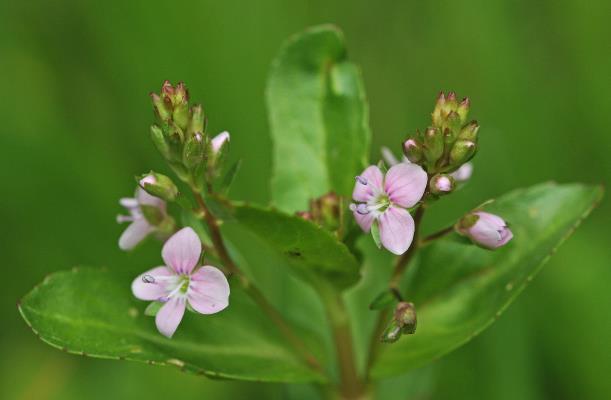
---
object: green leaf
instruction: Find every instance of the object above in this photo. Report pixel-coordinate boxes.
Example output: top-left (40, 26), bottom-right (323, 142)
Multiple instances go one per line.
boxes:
top-left (218, 159), bottom-right (242, 195)
top-left (18, 267), bottom-right (326, 383)
top-left (224, 203), bottom-right (361, 290)
top-left (267, 24), bottom-right (371, 213)
top-left (369, 182), bottom-right (603, 378)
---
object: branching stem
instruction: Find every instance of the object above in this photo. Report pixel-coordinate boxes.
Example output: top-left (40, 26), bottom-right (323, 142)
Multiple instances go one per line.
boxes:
top-left (365, 205), bottom-right (425, 380)
top-left (191, 189), bottom-right (324, 374)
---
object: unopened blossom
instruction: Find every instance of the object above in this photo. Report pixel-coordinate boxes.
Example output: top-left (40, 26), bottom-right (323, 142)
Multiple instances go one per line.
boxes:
top-left (450, 162), bottom-right (473, 182)
top-left (117, 183), bottom-right (166, 250)
top-left (430, 174), bottom-right (454, 195)
top-left (350, 163), bottom-right (428, 255)
top-left (458, 211), bottom-right (513, 249)
top-left (132, 227), bottom-right (230, 338)
top-left (211, 131), bottom-right (230, 154)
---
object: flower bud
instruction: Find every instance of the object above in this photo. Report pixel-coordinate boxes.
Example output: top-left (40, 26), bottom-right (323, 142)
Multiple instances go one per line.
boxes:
top-left (429, 174), bottom-right (455, 195)
top-left (381, 319), bottom-right (403, 343)
top-left (403, 138), bottom-right (423, 163)
top-left (423, 127), bottom-right (444, 164)
top-left (138, 172), bottom-right (179, 202)
top-left (188, 104), bottom-right (205, 137)
top-left (310, 192), bottom-right (341, 232)
top-left (459, 120), bottom-right (479, 141)
top-left (457, 211), bottom-right (513, 249)
top-left (432, 92), bottom-right (446, 126)
top-left (150, 125), bottom-right (171, 160)
top-left (449, 139), bottom-right (476, 166)
top-left (457, 97), bottom-right (470, 123)
top-left (381, 301), bottom-right (417, 343)
top-left (183, 132), bottom-right (207, 171)
top-left (151, 93), bottom-right (171, 122)
top-left (394, 302), bottom-right (417, 334)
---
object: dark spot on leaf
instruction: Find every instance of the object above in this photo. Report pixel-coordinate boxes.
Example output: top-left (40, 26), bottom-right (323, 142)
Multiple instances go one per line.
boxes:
top-left (287, 249), bottom-right (302, 257)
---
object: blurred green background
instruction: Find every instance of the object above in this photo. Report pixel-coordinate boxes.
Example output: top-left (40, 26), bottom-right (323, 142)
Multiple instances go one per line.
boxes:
top-left (1, 0), bottom-right (609, 399)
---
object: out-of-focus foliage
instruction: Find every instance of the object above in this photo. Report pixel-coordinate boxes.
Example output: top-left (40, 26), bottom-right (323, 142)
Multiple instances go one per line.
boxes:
top-left (1, 0), bottom-right (609, 399)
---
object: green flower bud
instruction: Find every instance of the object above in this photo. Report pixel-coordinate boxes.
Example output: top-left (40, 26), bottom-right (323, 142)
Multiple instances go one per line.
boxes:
top-left (150, 93), bottom-right (171, 121)
top-left (188, 104), bottom-right (205, 137)
top-left (172, 103), bottom-right (190, 131)
top-left (423, 127), bottom-right (444, 165)
top-left (150, 125), bottom-right (170, 160)
top-left (432, 92), bottom-right (446, 126)
top-left (446, 111), bottom-right (461, 133)
top-left (450, 139), bottom-right (477, 166)
top-left (138, 172), bottom-right (179, 202)
top-left (459, 120), bottom-right (479, 142)
top-left (457, 97), bottom-right (470, 123)
top-left (183, 132), bottom-right (207, 171)
top-left (380, 301), bottom-right (418, 343)
top-left (381, 319), bottom-right (402, 343)
top-left (403, 138), bottom-right (423, 163)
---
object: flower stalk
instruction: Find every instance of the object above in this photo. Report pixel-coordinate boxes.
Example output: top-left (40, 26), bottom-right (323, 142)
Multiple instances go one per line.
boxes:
top-left (191, 188), bottom-right (324, 374)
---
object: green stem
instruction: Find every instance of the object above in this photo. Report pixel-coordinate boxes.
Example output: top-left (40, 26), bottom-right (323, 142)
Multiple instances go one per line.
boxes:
top-left (365, 206), bottom-right (425, 380)
top-left (192, 190), bottom-right (324, 374)
top-left (319, 284), bottom-right (365, 399)
top-left (419, 225), bottom-right (454, 247)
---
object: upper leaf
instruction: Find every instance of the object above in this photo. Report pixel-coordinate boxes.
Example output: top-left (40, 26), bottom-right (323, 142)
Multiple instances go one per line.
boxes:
top-left (267, 25), bottom-right (371, 213)
top-left (18, 267), bottom-right (326, 383)
top-left (223, 203), bottom-right (361, 290)
top-left (356, 183), bottom-right (602, 378)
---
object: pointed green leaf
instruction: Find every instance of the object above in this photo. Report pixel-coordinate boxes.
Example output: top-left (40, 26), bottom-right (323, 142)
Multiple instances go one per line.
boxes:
top-left (223, 203), bottom-right (361, 290)
top-left (267, 24), bottom-right (371, 212)
top-left (18, 268), bottom-right (326, 383)
top-left (367, 183), bottom-right (603, 378)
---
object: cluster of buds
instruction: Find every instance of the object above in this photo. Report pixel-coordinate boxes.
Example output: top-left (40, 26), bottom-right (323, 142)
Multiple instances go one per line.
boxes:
top-left (296, 192), bottom-right (342, 234)
top-left (381, 302), bottom-right (417, 343)
top-left (149, 81), bottom-right (229, 189)
top-left (403, 92), bottom-right (479, 196)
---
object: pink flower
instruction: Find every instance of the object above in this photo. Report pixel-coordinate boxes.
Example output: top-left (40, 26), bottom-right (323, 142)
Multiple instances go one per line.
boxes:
top-left (458, 211), bottom-right (513, 249)
top-left (350, 163), bottom-right (428, 255)
top-left (450, 162), bottom-right (473, 182)
top-left (211, 131), bottom-right (230, 154)
top-left (132, 227), bottom-right (230, 338)
top-left (117, 186), bottom-right (166, 250)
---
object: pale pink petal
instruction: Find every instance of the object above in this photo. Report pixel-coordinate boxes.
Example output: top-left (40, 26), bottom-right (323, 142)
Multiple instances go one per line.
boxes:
top-left (136, 187), bottom-right (166, 210)
top-left (131, 266), bottom-right (173, 301)
top-left (188, 266), bottom-right (230, 315)
top-left (498, 227), bottom-right (514, 246)
top-left (155, 297), bottom-right (186, 338)
top-left (378, 207), bottom-right (415, 255)
top-left (475, 212), bottom-right (506, 227)
top-left (469, 212), bottom-right (513, 249)
top-left (162, 227), bottom-right (202, 274)
top-left (352, 208), bottom-right (375, 232)
top-left (211, 131), bottom-right (230, 154)
top-left (353, 165), bottom-right (384, 202)
top-left (119, 219), bottom-right (153, 250)
top-left (451, 162), bottom-right (473, 182)
top-left (119, 197), bottom-right (138, 210)
top-left (381, 147), bottom-right (399, 166)
top-left (384, 163), bottom-right (428, 208)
